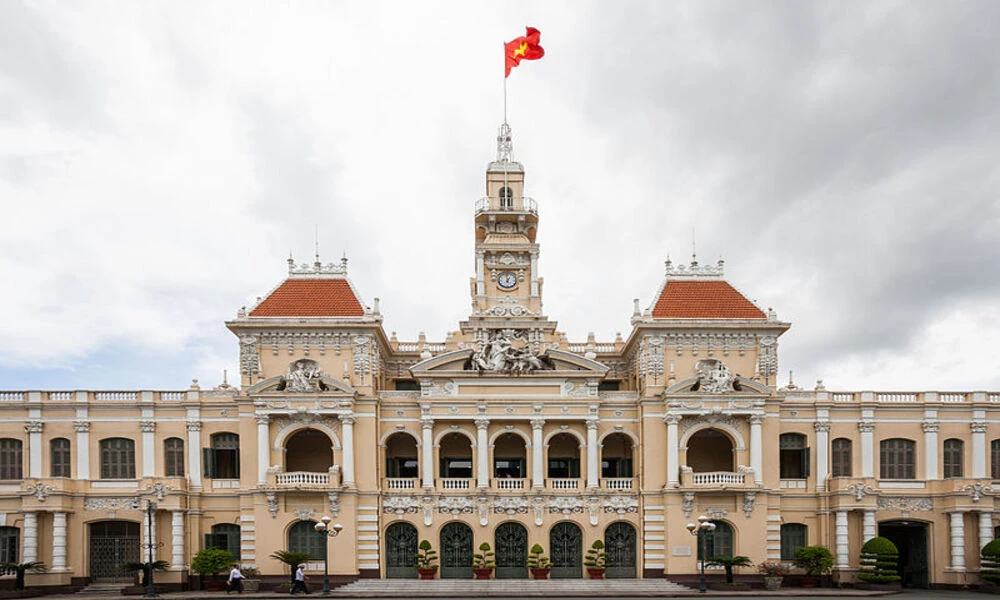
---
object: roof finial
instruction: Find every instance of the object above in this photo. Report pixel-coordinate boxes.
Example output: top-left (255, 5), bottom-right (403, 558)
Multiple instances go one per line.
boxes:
top-left (314, 225), bottom-right (320, 265)
top-left (287, 251), bottom-right (295, 274)
top-left (496, 123), bottom-right (513, 163)
top-left (341, 249), bottom-right (348, 272)
top-left (690, 229), bottom-right (698, 268)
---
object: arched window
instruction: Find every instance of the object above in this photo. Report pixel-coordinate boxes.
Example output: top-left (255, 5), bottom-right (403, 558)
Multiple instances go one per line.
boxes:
top-left (50, 438), bottom-right (71, 478)
top-left (207, 523), bottom-right (240, 561)
top-left (831, 438), bottom-right (852, 477)
top-left (288, 521), bottom-right (324, 561)
top-left (780, 523), bottom-right (807, 560)
top-left (697, 521), bottom-right (733, 561)
top-left (779, 433), bottom-right (809, 479)
top-left (164, 438), bottom-right (185, 477)
top-left (0, 526), bottom-right (18, 564)
top-left (205, 433), bottom-right (240, 479)
top-left (499, 186), bottom-right (513, 209)
top-left (943, 438), bottom-right (964, 478)
top-left (100, 438), bottom-right (135, 479)
top-left (992, 440), bottom-right (1000, 480)
top-left (0, 439), bottom-right (23, 480)
top-left (880, 438), bottom-right (916, 479)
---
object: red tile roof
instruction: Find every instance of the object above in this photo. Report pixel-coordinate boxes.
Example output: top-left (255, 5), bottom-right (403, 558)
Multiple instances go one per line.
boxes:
top-left (249, 279), bottom-right (365, 317)
top-left (652, 280), bottom-right (766, 319)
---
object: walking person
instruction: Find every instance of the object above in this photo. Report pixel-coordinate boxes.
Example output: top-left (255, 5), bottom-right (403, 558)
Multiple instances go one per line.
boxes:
top-left (227, 563), bottom-right (245, 594)
top-left (291, 564), bottom-right (309, 595)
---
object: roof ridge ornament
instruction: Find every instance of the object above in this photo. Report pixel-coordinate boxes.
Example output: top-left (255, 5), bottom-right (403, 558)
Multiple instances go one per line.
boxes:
top-left (496, 122), bottom-right (513, 163)
top-left (287, 253), bottom-right (349, 277)
top-left (664, 257), bottom-right (725, 279)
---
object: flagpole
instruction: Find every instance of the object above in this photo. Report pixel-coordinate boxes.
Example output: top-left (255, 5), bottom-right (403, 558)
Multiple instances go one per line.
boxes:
top-left (502, 40), bottom-right (509, 196)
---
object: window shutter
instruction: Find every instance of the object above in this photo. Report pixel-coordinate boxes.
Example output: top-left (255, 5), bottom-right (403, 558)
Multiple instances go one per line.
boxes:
top-left (203, 448), bottom-right (216, 479)
top-left (803, 447), bottom-right (811, 478)
top-left (234, 451), bottom-right (241, 478)
top-left (204, 533), bottom-right (212, 550)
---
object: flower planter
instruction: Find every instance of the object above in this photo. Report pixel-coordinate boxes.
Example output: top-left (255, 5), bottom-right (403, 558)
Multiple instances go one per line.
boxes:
top-left (473, 568), bottom-right (493, 580)
top-left (586, 568), bottom-right (606, 580)
top-left (243, 579), bottom-right (260, 593)
top-left (763, 576), bottom-right (783, 591)
top-left (418, 568), bottom-right (438, 580)
top-left (530, 568), bottom-right (550, 580)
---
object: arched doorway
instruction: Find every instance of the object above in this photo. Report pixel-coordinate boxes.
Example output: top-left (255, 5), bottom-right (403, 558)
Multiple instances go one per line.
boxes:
top-left (89, 521), bottom-right (140, 583)
top-left (285, 429), bottom-right (333, 472)
top-left (440, 522), bottom-right (473, 579)
top-left (604, 522), bottom-right (637, 578)
top-left (879, 521), bottom-right (929, 588)
top-left (384, 522), bottom-right (418, 579)
top-left (686, 429), bottom-right (734, 472)
top-left (495, 522), bottom-right (528, 579)
top-left (550, 522), bottom-right (582, 579)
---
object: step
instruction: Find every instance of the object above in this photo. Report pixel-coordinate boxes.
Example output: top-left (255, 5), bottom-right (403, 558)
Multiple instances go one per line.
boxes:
top-left (332, 578), bottom-right (692, 597)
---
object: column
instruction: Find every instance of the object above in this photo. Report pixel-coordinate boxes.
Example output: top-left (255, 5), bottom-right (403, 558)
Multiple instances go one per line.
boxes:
top-left (23, 512), bottom-right (38, 563)
top-left (529, 249), bottom-right (539, 297)
top-left (475, 250), bottom-right (485, 296)
top-left (171, 511), bottom-right (185, 570)
top-left (52, 512), bottom-right (68, 570)
top-left (586, 419), bottom-right (599, 489)
top-left (340, 415), bottom-right (356, 486)
top-left (665, 415), bottom-right (681, 487)
top-left (972, 420), bottom-right (988, 479)
top-left (187, 421), bottom-right (203, 489)
top-left (531, 419), bottom-right (545, 488)
top-left (950, 512), bottom-right (966, 570)
top-left (26, 421), bottom-right (43, 478)
top-left (981, 512), bottom-right (994, 551)
top-left (141, 420), bottom-right (156, 477)
top-left (421, 418), bottom-right (434, 489)
top-left (256, 415), bottom-right (270, 485)
top-left (476, 418), bottom-right (490, 488)
top-left (750, 414), bottom-right (764, 485)
top-left (75, 421), bottom-right (91, 480)
top-left (859, 421), bottom-right (875, 478)
top-left (862, 509), bottom-right (876, 543)
top-left (835, 510), bottom-right (849, 568)
top-left (814, 421), bottom-right (830, 491)
top-left (923, 420), bottom-right (939, 480)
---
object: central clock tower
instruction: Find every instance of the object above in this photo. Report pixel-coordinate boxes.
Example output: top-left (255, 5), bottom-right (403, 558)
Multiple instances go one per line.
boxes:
top-left (461, 124), bottom-right (557, 345)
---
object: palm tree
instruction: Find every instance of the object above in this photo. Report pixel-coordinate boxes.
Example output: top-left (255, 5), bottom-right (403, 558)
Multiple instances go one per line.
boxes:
top-left (269, 550), bottom-right (313, 584)
top-left (1, 561), bottom-right (47, 590)
top-left (706, 555), bottom-right (753, 584)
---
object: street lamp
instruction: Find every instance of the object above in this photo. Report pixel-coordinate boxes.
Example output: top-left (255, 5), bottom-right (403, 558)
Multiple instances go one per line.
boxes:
top-left (143, 501), bottom-right (163, 598)
top-left (314, 516), bottom-right (344, 594)
top-left (686, 515), bottom-right (716, 594)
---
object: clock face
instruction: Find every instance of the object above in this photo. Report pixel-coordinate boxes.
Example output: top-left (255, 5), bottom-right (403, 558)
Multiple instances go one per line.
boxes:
top-left (497, 272), bottom-right (517, 290)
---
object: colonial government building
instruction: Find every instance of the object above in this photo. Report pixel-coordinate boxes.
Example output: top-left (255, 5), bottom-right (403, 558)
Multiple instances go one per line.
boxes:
top-left (1, 124), bottom-right (997, 590)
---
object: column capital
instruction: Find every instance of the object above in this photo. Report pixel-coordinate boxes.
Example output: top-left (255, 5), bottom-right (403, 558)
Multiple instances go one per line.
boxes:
top-left (421, 417), bottom-right (434, 430)
top-left (586, 419), bottom-right (599, 431)
top-left (475, 418), bottom-right (490, 430)
top-left (340, 414), bottom-right (357, 426)
top-left (858, 420), bottom-right (875, 433)
top-left (255, 414), bottom-right (271, 425)
top-left (749, 414), bottom-right (765, 425)
top-left (530, 419), bottom-right (545, 431)
top-left (813, 421), bottom-right (830, 433)
top-left (25, 420), bottom-right (43, 434)
top-left (140, 421), bottom-right (156, 433)
top-left (663, 414), bottom-right (682, 426)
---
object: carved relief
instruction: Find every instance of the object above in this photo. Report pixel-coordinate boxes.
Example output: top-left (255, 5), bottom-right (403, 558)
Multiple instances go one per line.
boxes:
top-left (438, 497), bottom-right (475, 517)
top-left (353, 336), bottom-right (373, 378)
top-left (266, 493), bottom-right (279, 518)
top-left (548, 497), bottom-right (585, 515)
top-left (877, 497), bottom-right (932, 511)
top-left (240, 335), bottom-right (261, 377)
top-left (24, 421), bottom-right (43, 434)
top-left (85, 497), bottom-right (141, 511)
top-left (494, 497), bottom-right (530, 515)
top-left (603, 496), bottom-right (639, 515)
top-left (682, 492), bottom-right (695, 518)
top-left (963, 483), bottom-right (992, 503)
top-left (639, 336), bottom-right (664, 379)
top-left (383, 496), bottom-right (421, 515)
top-left (847, 483), bottom-right (875, 501)
top-left (742, 492), bottom-right (756, 518)
top-left (278, 359), bottom-right (328, 393)
top-left (144, 482), bottom-right (172, 500)
top-left (468, 330), bottom-right (552, 374)
top-left (24, 482), bottom-right (53, 502)
top-left (293, 509), bottom-right (316, 521)
top-left (692, 359), bottom-right (735, 393)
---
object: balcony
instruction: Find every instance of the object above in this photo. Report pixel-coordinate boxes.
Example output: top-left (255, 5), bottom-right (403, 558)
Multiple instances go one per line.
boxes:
top-left (384, 478), bottom-right (418, 490)
top-left (602, 477), bottom-right (636, 490)
top-left (492, 478), bottom-right (527, 490)
top-left (475, 196), bottom-right (538, 216)
top-left (439, 478), bottom-right (474, 491)
top-left (547, 478), bottom-right (581, 490)
top-left (271, 470), bottom-right (340, 489)
top-left (681, 469), bottom-right (755, 489)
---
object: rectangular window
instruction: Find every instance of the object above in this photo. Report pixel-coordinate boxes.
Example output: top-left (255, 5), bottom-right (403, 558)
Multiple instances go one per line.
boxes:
top-left (831, 439), bottom-right (852, 477)
top-left (51, 438), bottom-right (71, 478)
top-left (100, 438), bottom-right (135, 479)
top-left (205, 434), bottom-right (240, 479)
top-left (779, 434), bottom-right (810, 479)
top-left (0, 439), bottom-right (23, 480)
top-left (780, 524), bottom-right (807, 560)
top-left (943, 439), bottom-right (964, 478)
top-left (547, 458), bottom-right (580, 478)
top-left (880, 439), bottom-right (916, 479)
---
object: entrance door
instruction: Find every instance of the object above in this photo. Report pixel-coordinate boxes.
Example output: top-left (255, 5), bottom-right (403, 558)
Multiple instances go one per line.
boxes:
top-left (879, 521), bottom-right (930, 588)
top-left (604, 522), bottom-right (637, 578)
top-left (89, 521), bottom-right (140, 583)
top-left (440, 522), bottom-right (473, 579)
top-left (550, 522), bottom-right (582, 579)
top-left (495, 522), bottom-right (528, 579)
top-left (385, 522), bottom-right (418, 579)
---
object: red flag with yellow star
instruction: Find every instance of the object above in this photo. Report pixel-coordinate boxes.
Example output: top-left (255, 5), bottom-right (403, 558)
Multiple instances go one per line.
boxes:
top-left (505, 27), bottom-right (544, 77)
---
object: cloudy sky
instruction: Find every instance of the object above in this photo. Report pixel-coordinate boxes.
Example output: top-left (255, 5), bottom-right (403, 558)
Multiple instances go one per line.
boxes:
top-left (2, 1), bottom-right (998, 392)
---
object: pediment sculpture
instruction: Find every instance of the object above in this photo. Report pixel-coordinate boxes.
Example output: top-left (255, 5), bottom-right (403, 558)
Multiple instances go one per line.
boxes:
top-left (277, 358), bottom-right (329, 393)
top-left (690, 359), bottom-right (740, 393)
top-left (467, 331), bottom-right (553, 374)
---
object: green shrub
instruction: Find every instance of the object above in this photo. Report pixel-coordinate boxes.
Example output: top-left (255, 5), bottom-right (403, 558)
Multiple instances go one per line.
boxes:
top-left (706, 555), bottom-right (752, 584)
top-left (414, 539), bottom-right (438, 570)
top-left (981, 539), bottom-right (1000, 583)
top-left (473, 542), bottom-right (495, 569)
top-left (857, 537), bottom-right (900, 583)
top-left (191, 548), bottom-right (234, 577)
top-left (527, 544), bottom-right (550, 569)
top-left (792, 545), bottom-right (834, 576)
top-left (583, 540), bottom-right (607, 569)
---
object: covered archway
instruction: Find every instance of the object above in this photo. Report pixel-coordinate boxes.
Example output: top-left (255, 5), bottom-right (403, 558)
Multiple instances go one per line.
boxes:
top-left (493, 433), bottom-right (527, 483)
top-left (600, 433), bottom-right (634, 479)
top-left (439, 432), bottom-right (473, 479)
top-left (285, 428), bottom-right (333, 472)
top-left (686, 429), bottom-right (734, 472)
top-left (384, 432), bottom-right (418, 479)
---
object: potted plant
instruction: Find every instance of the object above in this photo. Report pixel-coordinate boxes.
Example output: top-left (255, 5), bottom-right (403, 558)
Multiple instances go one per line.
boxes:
top-left (191, 547), bottom-right (234, 591)
top-left (472, 542), bottom-right (495, 579)
top-left (792, 545), bottom-right (834, 587)
top-left (757, 561), bottom-right (789, 591)
top-left (0, 561), bottom-right (46, 591)
top-left (124, 559), bottom-right (169, 592)
top-left (269, 550), bottom-right (313, 589)
top-left (706, 555), bottom-right (753, 589)
top-left (526, 544), bottom-right (551, 579)
top-left (583, 540), bottom-right (607, 579)
top-left (241, 566), bottom-right (260, 593)
top-left (857, 536), bottom-right (901, 590)
top-left (414, 540), bottom-right (439, 580)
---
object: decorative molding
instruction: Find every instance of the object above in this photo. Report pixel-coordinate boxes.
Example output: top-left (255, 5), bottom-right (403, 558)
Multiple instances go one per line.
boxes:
top-left (972, 422), bottom-right (988, 434)
top-left (742, 492), bottom-right (756, 518)
top-left (353, 335), bottom-right (373, 378)
top-left (963, 483), bottom-right (992, 503)
top-left (293, 509), bottom-right (316, 521)
top-left (548, 497), bottom-right (585, 515)
top-left (240, 335), bottom-right (261, 377)
top-left (383, 496), bottom-right (421, 515)
top-left (469, 330), bottom-right (551, 373)
top-left (24, 421), bottom-right (43, 434)
top-left (682, 492), bottom-right (695, 518)
top-left (282, 359), bottom-right (327, 393)
top-left (144, 482), bottom-right (172, 500)
top-left (266, 493), bottom-right (279, 518)
top-left (438, 497), bottom-right (475, 516)
top-left (877, 496), bottom-right (932, 511)
top-left (73, 421), bottom-right (90, 433)
top-left (858, 421), bottom-right (875, 434)
top-left (328, 491), bottom-right (340, 517)
top-left (692, 359), bottom-right (735, 393)
top-left (84, 497), bottom-right (141, 511)
top-left (921, 421), bottom-right (939, 434)
top-left (603, 496), bottom-right (639, 516)
top-left (23, 482), bottom-right (53, 502)
top-left (847, 483), bottom-right (875, 501)
top-left (705, 508), bottom-right (728, 521)
top-left (140, 421), bottom-right (156, 433)
top-left (186, 421), bottom-right (202, 432)
top-left (813, 422), bottom-right (830, 434)
top-left (494, 497), bottom-right (530, 515)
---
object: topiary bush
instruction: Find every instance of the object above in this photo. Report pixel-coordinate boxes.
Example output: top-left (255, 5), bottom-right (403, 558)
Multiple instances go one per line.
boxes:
top-left (857, 536), bottom-right (900, 584)
top-left (981, 539), bottom-right (1000, 583)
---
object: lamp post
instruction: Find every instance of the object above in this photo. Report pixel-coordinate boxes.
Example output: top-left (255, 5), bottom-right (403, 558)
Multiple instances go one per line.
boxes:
top-left (143, 500), bottom-right (163, 598)
top-left (686, 515), bottom-right (716, 594)
top-left (314, 516), bottom-right (344, 595)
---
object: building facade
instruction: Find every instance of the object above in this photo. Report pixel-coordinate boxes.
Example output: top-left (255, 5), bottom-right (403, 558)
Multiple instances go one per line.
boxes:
top-left (1, 124), bottom-right (998, 590)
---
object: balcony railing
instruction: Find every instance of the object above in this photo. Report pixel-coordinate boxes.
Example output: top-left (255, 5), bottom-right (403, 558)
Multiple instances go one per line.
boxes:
top-left (602, 477), bottom-right (635, 490)
top-left (276, 471), bottom-right (330, 487)
top-left (547, 478), bottom-right (581, 489)
top-left (384, 478), bottom-right (417, 489)
top-left (439, 478), bottom-right (473, 490)
top-left (493, 478), bottom-right (527, 490)
top-left (680, 469), bottom-right (754, 488)
top-left (475, 196), bottom-right (538, 215)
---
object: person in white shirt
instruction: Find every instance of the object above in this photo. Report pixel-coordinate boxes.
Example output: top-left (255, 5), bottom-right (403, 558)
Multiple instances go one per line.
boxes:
top-left (227, 564), bottom-right (244, 594)
top-left (291, 565), bottom-right (309, 595)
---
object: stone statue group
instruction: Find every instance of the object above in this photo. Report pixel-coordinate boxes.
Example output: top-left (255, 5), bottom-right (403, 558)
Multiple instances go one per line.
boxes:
top-left (470, 334), bottom-right (551, 374)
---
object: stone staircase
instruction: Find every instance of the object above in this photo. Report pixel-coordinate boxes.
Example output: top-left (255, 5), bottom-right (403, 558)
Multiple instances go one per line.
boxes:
top-left (76, 583), bottom-right (125, 595)
top-left (332, 578), bottom-right (693, 597)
